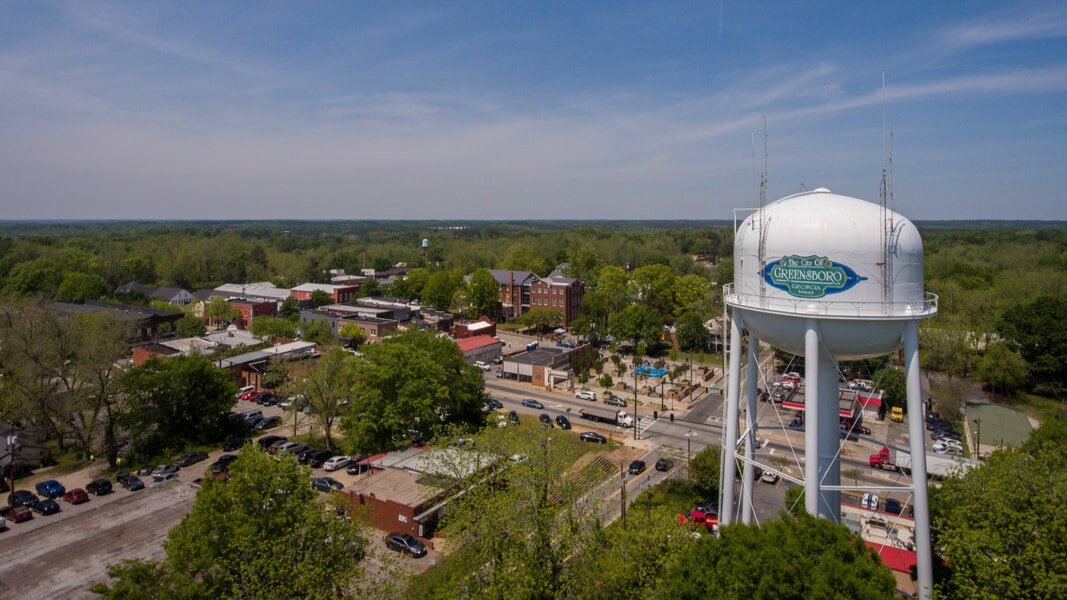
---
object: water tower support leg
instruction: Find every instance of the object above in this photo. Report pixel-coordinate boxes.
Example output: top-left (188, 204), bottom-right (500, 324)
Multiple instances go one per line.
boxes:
top-left (803, 320), bottom-right (820, 516)
top-left (817, 358), bottom-right (842, 520)
top-left (720, 311), bottom-right (744, 525)
top-left (742, 334), bottom-right (760, 524)
top-left (904, 321), bottom-right (933, 600)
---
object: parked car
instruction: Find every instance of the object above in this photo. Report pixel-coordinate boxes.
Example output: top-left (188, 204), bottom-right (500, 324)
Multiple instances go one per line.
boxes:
top-left (694, 500), bottom-right (718, 514)
top-left (655, 458), bottom-right (673, 472)
top-left (239, 388), bottom-right (259, 401)
top-left (307, 450), bottom-right (337, 468)
top-left (856, 425), bottom-right (872, 435)
top-left (86, 479), bottom-right (113, 496)
top-left (508, 410), bottom-right (519, 423)
top-left (485, 398), bottom-right (504, 410)
top-left (242, 410), bottom-right (264, 424)
top-left (839, 427), bottom-right (858, 442)
top-left (384, 532), bottom-right (428, 558)
top-left (538, 413), bottom-right (553, 427)
top-left (575, 390), bottom-right (596, 401)
top-left (555, 415), bottom-right (572, 430)
top-left (152, 472), bottom-right (179, 486)
top-left (254, 416), bottom-right (282, 430)
top-left (9, 490), bottom-right (40, 508)
top-left (311, 477), bottom-right (344, 492)
top-left (63, 488), bottom-right (90, 504)
top-left (493, 355), bottom-right (503, 364)
top-left (223, 437), bottom-right (249, 451)
top-left (473, 361), bottom-right (491, 371)
top-left (885, 498), bottom-right (905, 515)
top-left (323, 456), bottom-right (351, 472)
top-left (255, 392), bottom-right (279, 406)
top-left (627, 460), bottom-right (647, 476)
top-left (176, 452), bottom-right (209, 467)
top-left (210, 454), bottom-right (240, 474)
top-left (35, 479), bottom-right (66, 499)
top-left (605, 395), bottom-right (627, 407)
top-left (760, 471), bottom-right (780, 484)
top-left (266, 439), bottom-right (289, 454)
top-left (118, 474), bottom-right (145, 491)
top-left (580, 431), bottom-right (608, 444)
top-left (521, 398), bottom-right (544, 410)
top-left (33, 498), bottom-right (61, 515)
top-left (151, 464), bottom-right (180, 477)
top-left (346, 461), bottom-right (371, 476)
top-left (279, 442), bottom-right (309, 455)
top-left (235, 385), bottom-right (255, 399)
top-left (861, 493), bottom-right (880, 510)
top-left (257, 435), bottom-right (286, 449)
top-left (933, 443), bottom-right (964, 455)
top-left (8, 506), bottom-right (33, 523)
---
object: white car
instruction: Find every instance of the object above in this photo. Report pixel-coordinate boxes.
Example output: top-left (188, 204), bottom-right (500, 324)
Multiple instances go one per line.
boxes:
top-left (933, 441), bottom-right (964, 455)
top-left (235, 385), bottom-right (255, 399)
top-left (575, 390), bottom-right (597, 401)
top-left (323, 455), bottom-right (351, 471)
top-left (473, 361), bottom-right (491, 372)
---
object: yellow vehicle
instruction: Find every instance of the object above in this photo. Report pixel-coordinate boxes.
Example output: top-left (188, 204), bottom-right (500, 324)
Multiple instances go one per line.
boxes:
top-left (890, 406), bottom-right (905, 422)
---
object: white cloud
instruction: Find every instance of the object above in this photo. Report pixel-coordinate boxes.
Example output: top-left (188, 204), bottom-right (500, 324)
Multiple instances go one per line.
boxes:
top-left (943, 7), bottom-right (1067, 47)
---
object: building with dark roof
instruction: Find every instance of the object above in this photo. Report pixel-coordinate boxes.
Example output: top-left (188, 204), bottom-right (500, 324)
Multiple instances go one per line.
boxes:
top-left (48, 300), bottom-right (183, 342)
top-left (489, 269), bottom-right (584, 327)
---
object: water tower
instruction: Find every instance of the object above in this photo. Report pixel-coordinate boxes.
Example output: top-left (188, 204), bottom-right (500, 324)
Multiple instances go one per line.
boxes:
top-left (719, 188), bottom-right (938, 598)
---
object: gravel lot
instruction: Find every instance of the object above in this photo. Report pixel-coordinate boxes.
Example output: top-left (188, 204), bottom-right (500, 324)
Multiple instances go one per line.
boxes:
top-left (0, 480), bottom-right (197, 599)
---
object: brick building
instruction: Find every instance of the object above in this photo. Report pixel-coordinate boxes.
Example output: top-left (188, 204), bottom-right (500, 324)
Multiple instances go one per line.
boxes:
top-left (489, 269), bottom-right (584, 327)
top-left (290, 283), bottom-right (360, 305)
top-left (229, 298), bottom-right (276, 329)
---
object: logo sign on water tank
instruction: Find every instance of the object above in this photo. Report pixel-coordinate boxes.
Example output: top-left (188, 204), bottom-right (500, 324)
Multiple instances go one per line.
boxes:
top-left (763, 255), bottom-right (867, 299)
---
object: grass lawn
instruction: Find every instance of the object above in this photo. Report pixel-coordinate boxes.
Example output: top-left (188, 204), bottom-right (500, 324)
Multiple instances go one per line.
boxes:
top-left (1012, 393), bottom-right (1065, 423)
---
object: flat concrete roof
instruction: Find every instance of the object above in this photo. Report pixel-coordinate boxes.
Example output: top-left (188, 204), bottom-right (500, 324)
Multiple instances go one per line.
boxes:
top-left (349, 468), bottom-right (442, 508)
top-left (505, 346), bottom-right (566, 366)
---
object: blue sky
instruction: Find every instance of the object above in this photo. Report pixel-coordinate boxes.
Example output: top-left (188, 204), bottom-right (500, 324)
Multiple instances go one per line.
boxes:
top-left (1, 1), bottom-right (1065, 220)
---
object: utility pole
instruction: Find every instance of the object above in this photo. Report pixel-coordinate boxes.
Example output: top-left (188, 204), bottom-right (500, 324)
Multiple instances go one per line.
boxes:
top-left (685, 429), bottom-right (695, 471)
top-left (973, 418), bottom-right (982, 458)
top-left (3, 435), bottom-right (18, 506)
top-left (620, 461), bottom-right (627, 528)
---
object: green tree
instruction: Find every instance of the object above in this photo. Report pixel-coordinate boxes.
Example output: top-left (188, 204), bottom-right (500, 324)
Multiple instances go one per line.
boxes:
top-left (288, 348), bottom-right (355, 451)
top-left (121, 253), bottom-right (156, 284)
top-left (393, 267), bottom-right (430, 301)
top-left (120, 355), bottom-right (236, 458)
top-left (278, 295), bottom-right (300, 320)
top-left (341, 330), bottom-right (484, 453)
top-left (467, 268), bottom-right (499, 317)
top-left (998, 295), bottom-right (1066, 393)
top-left (676, 310), bottom-right (709, 352)
top-left (597, 265), bottom-right (630, 313)
top-left (301, 318), bottom-right (334, 345)
top-left (610, 302), bottom-right (663, 350)
top-left (500, 243), bottom-right (548, 275)
top-left (658, 513), bottom-right (897, 600)
top-left (250, 315), bottom-right (298, 340)
top-left (309, 289), bottom-right (332, 307)
top-left (90, 446), bottom-right (368, 599)
top-left (422, 269), bottom-right (460, 311)
top-left (56, 272), bottom-right (109, 301)
top-left (360, 277), bottom-right (381, 298)
top-left (688, 445), bottom-right (721, 497)
top-left (974, 341), bottom-right (1029, 396)
top-left (630, 264), bottom-right (676, 319)
top-left (2, 258), bottom-right (63, 296)
top-left (873, 367), bottom-right (907, 412)
top-left (562, 245), bottom-right (602, 284)
top-left (672, 274), bottom-right (711, 316)
top-left (338, 322), bottom-right (366, 348)
top-left (514, 307), bottom-right (563, 338)
top-left (205, 297), bottom-right (240, 327)
top-left (174, 315), bottom-right (206, 338)
top-left (931, 420), bottom-right (1067, 600)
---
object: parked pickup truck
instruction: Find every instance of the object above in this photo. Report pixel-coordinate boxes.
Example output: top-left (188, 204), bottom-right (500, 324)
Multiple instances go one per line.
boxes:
top-left (576, 407), bottom-right (633, 428)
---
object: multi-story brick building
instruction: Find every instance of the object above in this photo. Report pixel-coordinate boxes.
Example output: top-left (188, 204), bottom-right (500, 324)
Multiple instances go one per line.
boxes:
top-left (489, 269), bottom-right (584, 328)
top-left (229, 298), bottom-right (277, 329)
top-left (290, 283), bottom-right (361, 305)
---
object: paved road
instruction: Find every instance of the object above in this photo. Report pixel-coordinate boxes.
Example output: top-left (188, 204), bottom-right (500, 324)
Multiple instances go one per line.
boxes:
top-left (0, 481), bottom-right (197, 599)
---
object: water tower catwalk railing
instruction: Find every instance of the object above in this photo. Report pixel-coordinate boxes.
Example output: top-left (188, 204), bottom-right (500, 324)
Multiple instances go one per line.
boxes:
top-left (720, 286), bottom-right (938, 600)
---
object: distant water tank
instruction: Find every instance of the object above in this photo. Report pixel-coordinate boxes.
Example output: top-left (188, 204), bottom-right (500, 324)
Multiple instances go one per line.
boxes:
top-left (729, 188), bottom-right (932, 360)
top-left (422, 238), bottom-right (430, 248)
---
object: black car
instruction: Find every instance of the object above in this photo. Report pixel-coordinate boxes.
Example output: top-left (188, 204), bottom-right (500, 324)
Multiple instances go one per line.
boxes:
top-left (86, 479), bottom-right (113, 496)
top-left (580, 431), bottom-right (608, 444)
top-left (538, 413), bottom-right (553, 427)
top-left (655, 458), bottom-right (673, 472)
top-left (297, 448), bottom-right (321, 464)
top-left (507, 410), bottom-right (519, 423)
top-left (885, 498), bottom-right (904, 515)
top-left (346, 457), bottom-right (371, 476)
top-left (223, 437), bottom-right (249, 451)
top-left (8, 489), bottom-right (39, 508)
top-left (257, 393), bottom-right (279, 407)
top-left (257, 435), bottom-right (286, 449)
top-left (311, 477), bottom-right (344, 493)
top-left (384, 532), bottom-right (428, 558)
top-left (694, 500), bottom-right (718, 514)
top-left (254, 416), bottom-right (282, 430)
top-left (308, 450), bottom-right (337, 469)
top-left (210, 454), bottom-right (240, 474)
top-left (521, 399), bottom-right (544, 410)
top-left (118, 474), bottom-right (145, 491)
top-left (486, 398), bottom-right (504, 410)
top-left (176, 452), bottom-right (209, 467)
top-left (32, 498), bottom-right (61, 515)
top-left (627, 460), bottom-right (647, 476)
top-left (555, 415), bottom-right (571, 430)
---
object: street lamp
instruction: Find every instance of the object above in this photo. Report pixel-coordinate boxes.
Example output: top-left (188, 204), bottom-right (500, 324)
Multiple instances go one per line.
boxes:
top-left (684, 429), bottom-right (697, 471)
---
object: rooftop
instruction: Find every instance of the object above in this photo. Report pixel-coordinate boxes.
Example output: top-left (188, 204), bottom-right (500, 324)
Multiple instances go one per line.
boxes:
top-left (456, 335), bottom-right (502, 353)
top-left (214, 282), bottom-right (290, 300)
top-left (48, 299), bottom-right (183, 321)
top-left (505, 346), bottom-right (566, 366)
top-left (349, 468), bottom-right (442, 508)
top-left (292, 282), bottom-right (358, 293)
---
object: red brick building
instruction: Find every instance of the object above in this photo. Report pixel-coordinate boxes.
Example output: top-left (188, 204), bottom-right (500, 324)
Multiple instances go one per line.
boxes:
top-left (290, 283), bottom-right (360, 305)
top-left (451, 316), bottom-right (496, 338)
top-left (229, 298), bottom-right (276, 329)
top-left (489, 269), bottom-right (584, 327)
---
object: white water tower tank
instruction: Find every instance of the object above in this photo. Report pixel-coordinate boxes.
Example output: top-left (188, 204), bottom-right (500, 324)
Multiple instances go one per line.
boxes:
top-left (730, 188), bottom-right (931, 360)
